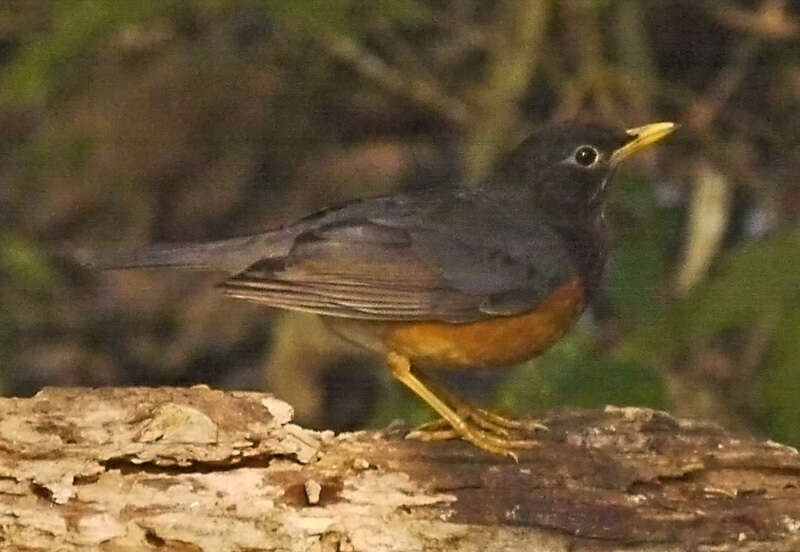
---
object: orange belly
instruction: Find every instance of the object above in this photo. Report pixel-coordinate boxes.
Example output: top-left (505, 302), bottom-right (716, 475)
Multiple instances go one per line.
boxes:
top-left (381, 277), bottom-right (586, 370)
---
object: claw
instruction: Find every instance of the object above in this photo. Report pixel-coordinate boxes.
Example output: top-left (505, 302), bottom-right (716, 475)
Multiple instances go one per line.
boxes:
top-left (387, 351), bottom-right (543, 457)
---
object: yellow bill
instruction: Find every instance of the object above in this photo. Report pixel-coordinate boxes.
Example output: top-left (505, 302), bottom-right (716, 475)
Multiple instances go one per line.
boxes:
top-left (610, 122), bottom-right (677, 166)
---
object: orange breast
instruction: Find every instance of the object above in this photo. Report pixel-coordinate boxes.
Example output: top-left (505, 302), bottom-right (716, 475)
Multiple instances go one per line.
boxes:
top-left (382, 277), bottom-right (586, 370)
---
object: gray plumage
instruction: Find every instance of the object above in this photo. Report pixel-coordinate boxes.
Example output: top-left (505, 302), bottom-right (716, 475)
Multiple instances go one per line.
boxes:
top-left (95, 122), bottom-right (635, 323)
top-left (96, 189), bottom-right (585, 323)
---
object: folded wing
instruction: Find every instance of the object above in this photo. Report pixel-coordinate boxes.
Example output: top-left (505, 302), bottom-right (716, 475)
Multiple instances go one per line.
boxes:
top-left (219, 193), bottom-right (578, 322)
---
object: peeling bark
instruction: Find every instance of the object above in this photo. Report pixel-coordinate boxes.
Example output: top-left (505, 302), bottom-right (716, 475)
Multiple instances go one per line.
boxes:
top-left (0, 387), bottom-right (799, 551)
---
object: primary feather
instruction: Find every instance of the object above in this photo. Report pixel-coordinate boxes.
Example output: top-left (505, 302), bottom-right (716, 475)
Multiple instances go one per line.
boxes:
top-left (92, 230), bottom-right (299, 274)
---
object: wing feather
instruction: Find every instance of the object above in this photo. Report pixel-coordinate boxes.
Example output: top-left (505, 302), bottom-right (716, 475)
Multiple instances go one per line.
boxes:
top-left (217, 193), bottom-right (578, 322)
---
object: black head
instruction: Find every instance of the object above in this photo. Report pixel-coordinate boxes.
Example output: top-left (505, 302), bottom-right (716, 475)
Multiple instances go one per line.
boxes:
top-left (492, 121), bottom-right (676, 214)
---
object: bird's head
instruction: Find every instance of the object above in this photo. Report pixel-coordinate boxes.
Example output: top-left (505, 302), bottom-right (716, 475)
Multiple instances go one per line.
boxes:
top-left (494, 121), bottom-right (676, 214)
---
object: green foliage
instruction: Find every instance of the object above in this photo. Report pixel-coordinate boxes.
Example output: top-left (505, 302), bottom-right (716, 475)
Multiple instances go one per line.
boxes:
top-left (608, 225), bottom-right (800, 447)
top-left (0, 0), bottom-right (428, 104)
top-left (617, 229), bottom-right (800, 366)
top-left (0, 232), bottom-right (58, 296)
top-left (368, 376), bottom-right (435, 428)
top-left (1, 0), bottom-right (188, 103)
top-left (497, 333), bottom-right (669, 414)
top-left (761, 302), bottom-right (800, 445)
top-left (0, 233), bottom-right (58, 386)
top-left (0, 300), bottom-right (9, 393)
top-left (255, 0), bottom-right (427, 37)
top-left (607, 177), bottom-right (681, 323)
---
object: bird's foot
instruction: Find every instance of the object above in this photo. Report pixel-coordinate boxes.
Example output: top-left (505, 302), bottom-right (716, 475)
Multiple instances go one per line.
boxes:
top-left (413, 407), bottom-right (547, 439)
top-left (387, 351), bottom-right (544, 459)
top-left (405, 420), bottom-right (538, 460)
top-left (407, 409), bottom-right (546, 460)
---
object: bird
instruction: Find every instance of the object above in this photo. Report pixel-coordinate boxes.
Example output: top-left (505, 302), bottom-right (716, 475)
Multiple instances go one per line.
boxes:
top-left (94, 121), bottom-right (676, 458)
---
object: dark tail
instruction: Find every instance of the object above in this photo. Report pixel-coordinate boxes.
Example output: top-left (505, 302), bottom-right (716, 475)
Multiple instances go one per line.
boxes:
top-left (89, 231), bottom-right (296, 274)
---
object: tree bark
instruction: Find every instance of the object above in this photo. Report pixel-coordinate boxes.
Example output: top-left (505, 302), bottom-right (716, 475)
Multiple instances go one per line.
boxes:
top-left (0, 387), bottom-right (799, 551)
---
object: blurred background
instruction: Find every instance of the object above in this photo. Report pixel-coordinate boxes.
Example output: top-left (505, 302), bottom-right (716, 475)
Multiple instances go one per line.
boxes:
top-left (1, 0), bottom-right (799, 444)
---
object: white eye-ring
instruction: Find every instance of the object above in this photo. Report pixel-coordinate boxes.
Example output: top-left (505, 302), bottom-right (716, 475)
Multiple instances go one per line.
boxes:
top-left (572, 145), bottom-right (600, 167)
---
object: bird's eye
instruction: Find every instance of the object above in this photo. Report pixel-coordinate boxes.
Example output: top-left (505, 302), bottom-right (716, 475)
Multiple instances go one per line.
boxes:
top-left (573, 146), bottom-right (599, 167)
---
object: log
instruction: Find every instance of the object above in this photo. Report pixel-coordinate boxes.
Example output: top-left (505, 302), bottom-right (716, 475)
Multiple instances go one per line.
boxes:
top-left (0, 386), bottom-right (799, 551)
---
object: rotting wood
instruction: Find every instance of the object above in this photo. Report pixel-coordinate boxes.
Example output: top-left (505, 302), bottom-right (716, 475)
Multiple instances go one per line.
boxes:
top-left (0, 386), bottom-right (799, 551)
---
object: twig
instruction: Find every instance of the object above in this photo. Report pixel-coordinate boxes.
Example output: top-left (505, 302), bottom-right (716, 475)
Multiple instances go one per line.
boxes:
top-left (462, 0), bottom-right (552, 181)
top-left (685, 37), bottom-right (761, 131)
top-left (319, 32), bottom-right (473, 128)
top-left (713, 0), bottom-right (799, 40)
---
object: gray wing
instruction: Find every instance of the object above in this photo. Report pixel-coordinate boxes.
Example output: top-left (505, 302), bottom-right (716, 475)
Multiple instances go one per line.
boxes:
top-left (220, 192), bottom-right (579, 322)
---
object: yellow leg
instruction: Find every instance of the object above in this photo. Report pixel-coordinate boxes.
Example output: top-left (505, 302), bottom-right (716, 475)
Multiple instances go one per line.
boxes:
top-left (412, 403), bottom-right (548, 437)
top-left (386, 352), bottom-right (538, 458)
top-left (414, 371), bottom-right (549, 435)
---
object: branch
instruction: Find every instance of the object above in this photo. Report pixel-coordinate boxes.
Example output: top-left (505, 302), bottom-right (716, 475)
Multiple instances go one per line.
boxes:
top-left (319, 32), bottom-right (473, 128)
top-left (1, 387), bottom-right (800, 551)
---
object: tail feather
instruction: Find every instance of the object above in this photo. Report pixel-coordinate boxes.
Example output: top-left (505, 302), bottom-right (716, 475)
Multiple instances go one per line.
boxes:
top-left (90, 231), bottom-right (296, 274)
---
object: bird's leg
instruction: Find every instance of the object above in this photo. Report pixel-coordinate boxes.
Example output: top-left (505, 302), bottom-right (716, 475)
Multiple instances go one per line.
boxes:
top-left (411, 383), bottom-right (510, 438)
top-left (386, 352), bottom-right (537, 457)
top-left (412, 369), bottom-right (549, 435)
